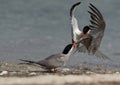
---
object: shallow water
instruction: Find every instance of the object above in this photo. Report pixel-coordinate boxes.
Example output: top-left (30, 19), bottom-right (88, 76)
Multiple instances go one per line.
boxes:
top-left (0, 0), bottom-right (120, 68)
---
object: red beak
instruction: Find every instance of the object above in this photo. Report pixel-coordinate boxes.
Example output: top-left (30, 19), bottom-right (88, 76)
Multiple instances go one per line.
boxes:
top-left (72, 42), bottom-right (77, 47)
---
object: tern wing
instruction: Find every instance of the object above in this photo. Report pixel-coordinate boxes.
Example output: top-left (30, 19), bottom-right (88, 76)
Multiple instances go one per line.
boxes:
top-left (19, 59), bottom-right (40, 65)
top-left (77, 47), bottom-right (110, 60)
top-left (88, 3), bottom-right (106, 54)
top-left (44, 54), bottom-right (65, 67)
top-left (74, 4), bottom-right (109, 60)
top-left (94, 50), bottom-right (111, 60)
top-left (70, 2), bottom-right (81, 43)
top-left (19, 55), bottom-right (64, 69)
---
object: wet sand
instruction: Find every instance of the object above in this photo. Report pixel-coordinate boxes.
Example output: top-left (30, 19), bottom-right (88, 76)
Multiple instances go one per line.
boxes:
top-left (0, 61), bottom-right (120, 85)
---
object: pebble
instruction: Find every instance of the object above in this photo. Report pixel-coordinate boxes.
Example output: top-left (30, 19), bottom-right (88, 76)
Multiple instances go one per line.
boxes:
top-left (86, 71), bottom-right (94, 74)
top-left (115, 72), bottom-right (120, 74)
top-left (0, 71), bottom-right (8, 75)
top-left (29, 72), bottom-right (37, 76)
top-left (62, 68), bottom-right (70, 72)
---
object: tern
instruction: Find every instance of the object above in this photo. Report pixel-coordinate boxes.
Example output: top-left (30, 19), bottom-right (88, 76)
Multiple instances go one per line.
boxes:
top-left (19, 43), bottom-right (76, 72)
top-left (70, 2), bottom-right (110, 59)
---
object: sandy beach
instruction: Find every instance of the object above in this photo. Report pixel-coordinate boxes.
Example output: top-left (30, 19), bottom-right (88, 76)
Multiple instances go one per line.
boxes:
top-left (0, 74), bottom-right (120, 85)
top-left (0, 62), bottom-right (120, 85)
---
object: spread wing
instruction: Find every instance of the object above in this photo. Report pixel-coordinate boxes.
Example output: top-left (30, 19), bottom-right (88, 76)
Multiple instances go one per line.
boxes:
top-left (70, 2), bottom-right (81, 43)
top-left (94, 50), bottom-right (111, 60)
top-left (88, 3), bottom-right (106, 54)
top-left (75, 3), bottom-right (110, 60)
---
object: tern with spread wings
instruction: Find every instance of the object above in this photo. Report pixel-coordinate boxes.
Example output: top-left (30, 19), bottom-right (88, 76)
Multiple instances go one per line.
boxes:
top-left (70, 2), bottom-right (110, 59)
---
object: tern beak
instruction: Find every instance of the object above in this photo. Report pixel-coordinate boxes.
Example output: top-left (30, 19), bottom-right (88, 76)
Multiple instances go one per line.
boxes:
top-left (72, 42), bottom-right (78, 47)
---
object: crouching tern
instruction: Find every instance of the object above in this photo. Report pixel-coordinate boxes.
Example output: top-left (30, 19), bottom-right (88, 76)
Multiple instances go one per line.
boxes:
top-left (70, 2), bottom-right (110, 60)
top-left (19, 43), bottom-right (76, 72)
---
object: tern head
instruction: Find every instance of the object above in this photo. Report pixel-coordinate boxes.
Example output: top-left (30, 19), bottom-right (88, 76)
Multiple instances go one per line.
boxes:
top-left (62, 44), bottom-right (75, 54)
top-left (83, 26), bottom-right (91, 34)
top-left (80, 26), bottom-right (91, 39)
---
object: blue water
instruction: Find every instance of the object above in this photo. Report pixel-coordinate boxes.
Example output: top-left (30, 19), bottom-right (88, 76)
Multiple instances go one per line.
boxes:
top-left (0, 0), bottom-right (120, 68)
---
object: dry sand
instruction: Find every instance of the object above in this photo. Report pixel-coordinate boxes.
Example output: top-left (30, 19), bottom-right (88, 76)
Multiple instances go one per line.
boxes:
top-left (0, 74), bottom-right (120, 85)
